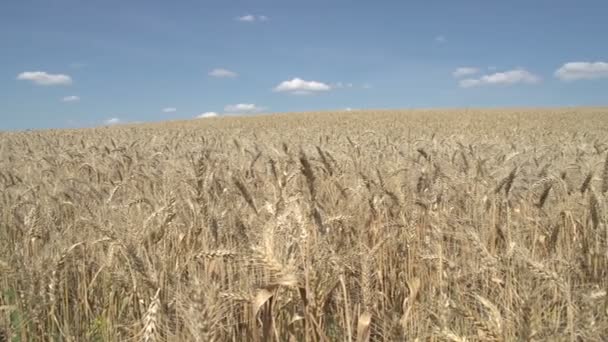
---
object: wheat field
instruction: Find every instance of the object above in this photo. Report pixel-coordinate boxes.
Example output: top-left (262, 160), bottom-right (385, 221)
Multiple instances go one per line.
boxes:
top-left (1, 108), bottom-right (607, 341)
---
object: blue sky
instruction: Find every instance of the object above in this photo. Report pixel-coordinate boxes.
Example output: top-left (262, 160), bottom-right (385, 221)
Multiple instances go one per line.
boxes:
top-left (2, 0), bottom-right (608, 130)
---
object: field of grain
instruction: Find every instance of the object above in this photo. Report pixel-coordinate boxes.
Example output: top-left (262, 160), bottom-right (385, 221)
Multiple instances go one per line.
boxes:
top-left (1, 108), bottom-right (607, 341)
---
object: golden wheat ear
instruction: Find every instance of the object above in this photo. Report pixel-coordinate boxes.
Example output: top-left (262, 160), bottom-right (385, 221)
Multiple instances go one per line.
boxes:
top-left (602, 152), bottom-right (608, 193)
top-left (142, 289), bottom-right (162, 342)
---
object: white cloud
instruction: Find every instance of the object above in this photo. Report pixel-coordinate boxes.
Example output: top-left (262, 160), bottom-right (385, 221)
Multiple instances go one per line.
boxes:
top-left (274, 78), bottom-right (331, 95)
top-left (435, 35), bottom-right (446, 43)
top-left (334, 82), bottom-right (354, 88)
top-left (197, 112), bottom-right (219, 118)
top-left (17, 71), bottom-right (72, 86)
top-left (162, 107), bottom-right (177, 113)
top-left (223, 103), bottom-right (265, 113)
top-left (453, 67), bottom-right (480, 78)
top-left (209, 68), bottom-right (238, 78)
top-left (555, 62), bottom-right (608, 81)
top-left (62, 95), bottom-right (80, 102)
top-left (459, 69), bottom-right (541, 88)
top-left (236, 14), bottom-right (268, 22)
top-left (104, 118), bottom-right (121, 125)
top-left (237, 14), bottom-right (255, 22)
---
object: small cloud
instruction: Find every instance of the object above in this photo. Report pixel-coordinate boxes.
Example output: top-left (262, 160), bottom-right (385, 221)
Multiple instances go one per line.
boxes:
top-left (17, 71), bottom-right (72, 86)
top-left (236, 14), bottom-right (268, 22)
top-left (334, 82), bottom-right (354, 88)
top-left (435, 35), bottom-right (446, 43)
top-left (274, 78), bottom-right (331, 95)
top-left (237, 14), bottom-right (255, 22)
top-left (61, 95), bottom-right (80, 102)
top-left (362, 83), bottom-right (372, 89)
top-left (459, 68), bottom-right (540, 88)
top-left (452, 67), bottom-right (479, 78)
top-left (224, 103), bottom-right (265, 113)
top-left (197, 112), bottom-right (219, 118)
top-left (162, 107), bottom-right (177, 113)
top-left (104, 118), bottom-right (121, 125)
top-left (555, 61), bottom-right (608, 81)
top-left (209, 68), bottom-right (238, 78)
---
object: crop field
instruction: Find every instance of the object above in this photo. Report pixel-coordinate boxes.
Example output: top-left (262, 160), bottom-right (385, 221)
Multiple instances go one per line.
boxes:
top-left (1, 108), bottom-right (607, 341)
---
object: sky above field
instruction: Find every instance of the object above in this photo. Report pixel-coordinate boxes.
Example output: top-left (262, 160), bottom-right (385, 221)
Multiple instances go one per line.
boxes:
top-left (1, 0), bottom-right (608, 130)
